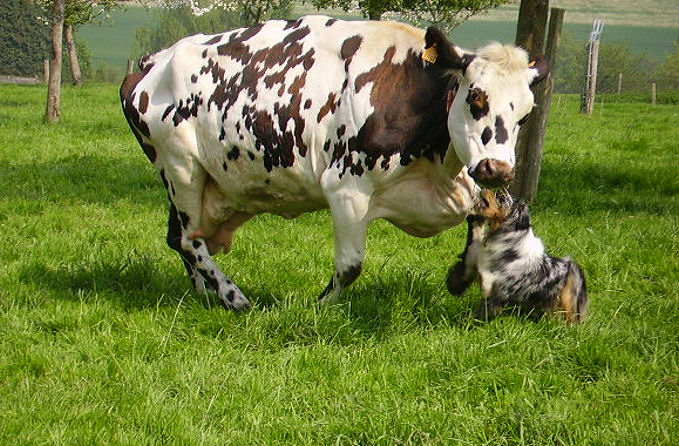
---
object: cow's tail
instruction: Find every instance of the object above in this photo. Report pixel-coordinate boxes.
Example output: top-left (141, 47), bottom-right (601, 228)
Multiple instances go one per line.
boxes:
top-left (559, 258), bottom-right (589, 323)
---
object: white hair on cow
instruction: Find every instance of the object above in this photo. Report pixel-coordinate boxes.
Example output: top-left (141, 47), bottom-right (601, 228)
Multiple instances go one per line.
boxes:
top-left (476, 41), bottom-right (530, 74)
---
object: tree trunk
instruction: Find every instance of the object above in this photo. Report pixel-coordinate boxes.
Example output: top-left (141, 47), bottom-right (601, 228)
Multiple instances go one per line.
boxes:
top-left (65, 24), bottom-right (82, 87)
top-left (512, 8), bottom-right (564, 203)
top-left (510, 0), bottom-right (550, 202)
top-left (45, 0), bottom-right (65, 124)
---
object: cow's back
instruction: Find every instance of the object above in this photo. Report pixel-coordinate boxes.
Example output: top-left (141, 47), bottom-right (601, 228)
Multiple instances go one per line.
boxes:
top-left (122, 16), bottom-right (451, 218)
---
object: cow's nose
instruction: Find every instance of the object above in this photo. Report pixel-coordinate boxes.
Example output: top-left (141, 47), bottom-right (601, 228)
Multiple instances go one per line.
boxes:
top-left (468, 158), bottom-right (515, 188)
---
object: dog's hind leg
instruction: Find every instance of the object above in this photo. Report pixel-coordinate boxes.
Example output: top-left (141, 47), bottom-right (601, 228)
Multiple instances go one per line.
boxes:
top-left (447, 215), bottom-right (485, 295)
top-left (558, 259), bottom-right (589, 323)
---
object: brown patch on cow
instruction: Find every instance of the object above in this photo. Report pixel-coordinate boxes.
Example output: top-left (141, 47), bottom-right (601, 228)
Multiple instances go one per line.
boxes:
top-left (494, 116), bottom-right (508, 144)
top-left (317, 93), bottom-right (338, 123)
top-left (203, 35), bottom-right (222, 45)
top-left (346, 48), bottom-right (452, 170)
top-left (120, 68), bottom-right (152, 140)
top-left (466, 87), bottom-right (489, 120)
top-left (340, 35), bottom-right (362, 71)
top-left (481, 126), bottom-right (492, 145)
top-left (191, 74), bottom-right (198, 83)
top-left (325, 18), bottom-right (337, 26)
top-left (139, 91), bottom-right (149, 114)
top-left (140, 142), bottom-right (157, 163)
top-left (304, 99), bottom-right (312, 109)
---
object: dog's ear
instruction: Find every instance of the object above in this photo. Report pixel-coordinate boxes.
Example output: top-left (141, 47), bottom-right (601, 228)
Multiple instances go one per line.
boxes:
top-left (512, 201), bottom-right (531, 230)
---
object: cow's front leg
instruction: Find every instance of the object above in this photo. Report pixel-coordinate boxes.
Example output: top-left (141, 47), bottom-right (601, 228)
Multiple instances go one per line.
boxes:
top-left (319, 186), bottom-right (372, 303)
top-left (446, 215), bottom-right (485, 295)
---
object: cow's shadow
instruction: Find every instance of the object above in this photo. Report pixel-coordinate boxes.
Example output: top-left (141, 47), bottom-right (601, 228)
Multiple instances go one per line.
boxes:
top-left (19, 255), bottom-right (477, 340)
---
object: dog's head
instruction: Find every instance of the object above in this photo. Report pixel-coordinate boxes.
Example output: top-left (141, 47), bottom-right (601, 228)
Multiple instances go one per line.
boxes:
top-left (473, 189), bottom-right (513, 230)
top-left (474, 189), bottom-right (531, 232)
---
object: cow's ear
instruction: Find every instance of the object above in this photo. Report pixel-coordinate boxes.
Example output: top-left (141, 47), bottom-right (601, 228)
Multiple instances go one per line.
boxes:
top-left (423, 27), bottom-right (474, 72)
top-left (528, 53), bottom-right (550, 86)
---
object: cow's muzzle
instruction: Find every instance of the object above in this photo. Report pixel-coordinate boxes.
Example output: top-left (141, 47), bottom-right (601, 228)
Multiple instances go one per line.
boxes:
top-left (468, 158), bottom-right (515, 188)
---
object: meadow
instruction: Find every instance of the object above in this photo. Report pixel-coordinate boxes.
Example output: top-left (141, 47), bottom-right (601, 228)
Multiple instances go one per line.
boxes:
top-left (80, 5), bottom-right (678, 69)
top-left (1, 84), bottom-right (678, 444)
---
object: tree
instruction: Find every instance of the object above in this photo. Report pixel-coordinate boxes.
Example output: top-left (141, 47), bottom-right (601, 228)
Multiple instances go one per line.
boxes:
top-left (36, 0), bottom-right (121, 85)
top-left (142, 0), bottom-right (293, 26)
top-left (0, 0), bottom-right (50, 77)
top-left (308, 0), bottom-right (509, 27)
top-left (654, 42), bottom-right (679, 91)
top-left (45, 0), bottom-right (64, 123)
top-left (135, 0), bottom-right (293, 57)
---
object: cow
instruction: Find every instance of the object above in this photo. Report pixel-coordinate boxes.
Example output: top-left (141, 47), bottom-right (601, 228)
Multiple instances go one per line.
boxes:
top-left (120, 15), bottom-right (549, 310)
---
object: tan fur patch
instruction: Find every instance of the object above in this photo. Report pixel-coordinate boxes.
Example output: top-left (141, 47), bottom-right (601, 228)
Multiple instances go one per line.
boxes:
top-left (475, 189), bottom-right (511, 230)
top-left (558, 271), bottom-right (577, 323)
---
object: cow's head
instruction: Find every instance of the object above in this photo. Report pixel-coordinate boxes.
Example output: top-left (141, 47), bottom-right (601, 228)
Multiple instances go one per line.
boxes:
top-left (424, 28), bottom-right (549, 188)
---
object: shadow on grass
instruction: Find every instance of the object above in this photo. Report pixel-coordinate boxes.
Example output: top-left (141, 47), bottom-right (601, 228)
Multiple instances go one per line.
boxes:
top-left (0, 154), bottom-right (161, 207)
top-left (17, 254), bottom-right (205, 311)
top-left (538, 156), bottom-right (679, 215)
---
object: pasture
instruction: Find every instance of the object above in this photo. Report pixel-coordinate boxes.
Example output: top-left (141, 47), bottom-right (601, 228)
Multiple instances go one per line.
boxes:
top-left (1, 84), bottom-right (678, 444)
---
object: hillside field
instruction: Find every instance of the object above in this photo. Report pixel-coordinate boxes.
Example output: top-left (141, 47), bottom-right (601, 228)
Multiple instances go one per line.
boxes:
top-left (0, 82), bottom-right (678, 444)
top-left (80, 5), bottom-right (678, 69)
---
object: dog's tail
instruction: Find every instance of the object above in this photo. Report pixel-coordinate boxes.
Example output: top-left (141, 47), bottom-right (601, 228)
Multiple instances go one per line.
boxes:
top-left (559, 259), bottom-right (589, 323)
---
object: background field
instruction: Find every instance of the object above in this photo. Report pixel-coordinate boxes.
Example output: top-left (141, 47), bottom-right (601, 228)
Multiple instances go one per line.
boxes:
top-left (1, 82), bottom-right (678, 444)
top-left (80, 3), bottom-right (679, 69)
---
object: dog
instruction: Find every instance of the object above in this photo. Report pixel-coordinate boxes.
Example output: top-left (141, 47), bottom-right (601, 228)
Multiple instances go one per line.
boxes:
top-left (456, 189), bottom-right (589, 323)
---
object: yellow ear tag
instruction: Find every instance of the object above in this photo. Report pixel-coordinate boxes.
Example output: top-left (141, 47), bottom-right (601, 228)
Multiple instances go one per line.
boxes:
top-left (528, 60), bottom-right (536, 68)
top-left (422, 45), bottom-right (438, 64)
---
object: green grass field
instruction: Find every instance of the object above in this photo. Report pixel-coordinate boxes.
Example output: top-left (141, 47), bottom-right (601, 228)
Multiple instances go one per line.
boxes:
top-left (80, 5), bottom-right (678, 70)
top-left (1, 84), bottom-right (678, 444)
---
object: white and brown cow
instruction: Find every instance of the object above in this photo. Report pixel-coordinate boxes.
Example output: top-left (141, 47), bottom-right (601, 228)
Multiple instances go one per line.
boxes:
top-left (120, 16), bottom-right (548, 310)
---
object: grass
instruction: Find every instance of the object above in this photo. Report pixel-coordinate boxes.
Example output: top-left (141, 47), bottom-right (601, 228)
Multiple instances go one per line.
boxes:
top-left (1, 84), bottom-right (678, 444)
top-left (79, 4), bottom-right (678, 72)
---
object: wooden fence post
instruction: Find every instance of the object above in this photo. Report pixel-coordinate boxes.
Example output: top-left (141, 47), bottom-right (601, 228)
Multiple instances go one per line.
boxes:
top-left (511, 5), bottom-right (564, 203)
top-left (651, 83), bottom-right (657, 105)
top-left (581, 19), bottom-right (604, 115)
top-left (127, 59), bottom-right (135, 75)
top-left (617, 73), bottom-right (623, 94)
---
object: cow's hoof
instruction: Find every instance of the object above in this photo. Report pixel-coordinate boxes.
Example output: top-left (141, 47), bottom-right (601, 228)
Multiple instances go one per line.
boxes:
top-left (446, 262), bottom-right (473, 296)
top-left (221, 288), bottom-right (252, 311)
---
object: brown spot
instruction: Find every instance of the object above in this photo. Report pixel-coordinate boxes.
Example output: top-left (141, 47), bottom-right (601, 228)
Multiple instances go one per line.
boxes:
top-left (341, 35), bottom-right (362, 61)
top-left (466, 87), bottom-right (489, 120)
top-left (317, 93), bottom-right (338, 123)
top-left (139, 91), bottom-right (149, 114)
top-left (203, 35), bottom-right (222, 45)
top-left (481, 126), bottom-right (492, 145)
top-left (140, 142), bottom-right (157, 163)
top-left (304, 99), bottom-right (312, 109)
top-left (494, 116), bottom-right (508, 144)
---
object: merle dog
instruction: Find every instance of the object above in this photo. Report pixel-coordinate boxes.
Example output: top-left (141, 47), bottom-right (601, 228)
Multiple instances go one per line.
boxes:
top-left (449, 190), bottom-right (589, 323)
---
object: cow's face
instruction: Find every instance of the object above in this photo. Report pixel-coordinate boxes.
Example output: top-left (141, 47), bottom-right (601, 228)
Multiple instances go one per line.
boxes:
top-left (424, 29), bottom-right (549, 188)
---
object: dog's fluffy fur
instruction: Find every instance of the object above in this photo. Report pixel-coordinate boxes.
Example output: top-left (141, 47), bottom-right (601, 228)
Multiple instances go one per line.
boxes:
top-left (469, 190), bottom-right (589, 323)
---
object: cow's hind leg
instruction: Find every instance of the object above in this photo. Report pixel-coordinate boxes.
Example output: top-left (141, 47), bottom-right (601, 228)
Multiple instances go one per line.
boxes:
top-left (167, 203), bottom-right (206, 294)
top-left (160, 166), bottom-right (251, 311)
top-left (447, 215), bottom-right (484, 296)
